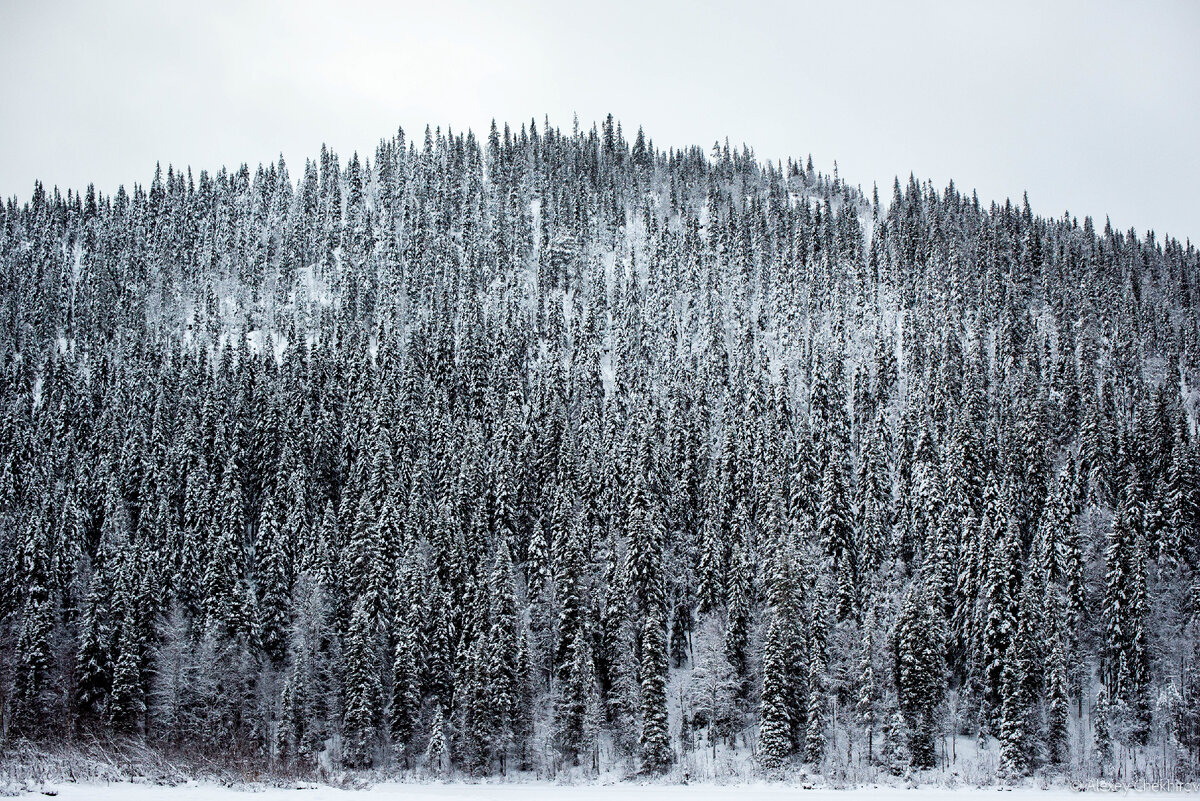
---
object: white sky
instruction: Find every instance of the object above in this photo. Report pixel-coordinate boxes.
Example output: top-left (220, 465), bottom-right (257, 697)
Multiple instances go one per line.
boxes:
top-left (2, 0), bottom-right (1197, 242)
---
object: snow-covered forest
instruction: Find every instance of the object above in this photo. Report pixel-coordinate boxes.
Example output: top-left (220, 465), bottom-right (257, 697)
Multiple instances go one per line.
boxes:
top-left (1, 115), bottom-right (1199, 787)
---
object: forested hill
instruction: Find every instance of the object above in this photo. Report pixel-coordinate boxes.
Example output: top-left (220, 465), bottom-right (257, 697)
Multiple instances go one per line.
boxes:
top-left (1, 116), bottom-right (1199, 784)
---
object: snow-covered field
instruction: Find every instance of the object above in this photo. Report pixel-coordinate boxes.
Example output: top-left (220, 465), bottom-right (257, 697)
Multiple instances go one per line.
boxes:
top-left (25, 783), bottom-right (1199, 800)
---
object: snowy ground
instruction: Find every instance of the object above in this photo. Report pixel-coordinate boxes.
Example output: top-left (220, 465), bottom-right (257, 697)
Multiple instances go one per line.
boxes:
top-left (24, 782), bottom-right (1199, 800)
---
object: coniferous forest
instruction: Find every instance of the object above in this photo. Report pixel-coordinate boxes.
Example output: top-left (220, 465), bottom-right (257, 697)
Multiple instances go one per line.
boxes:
top-left (1, 116), bottom-right (1199, 785)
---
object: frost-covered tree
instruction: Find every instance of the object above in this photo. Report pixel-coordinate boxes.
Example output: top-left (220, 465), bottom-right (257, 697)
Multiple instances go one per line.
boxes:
top-left (639, 608), bottom-right (672, 773)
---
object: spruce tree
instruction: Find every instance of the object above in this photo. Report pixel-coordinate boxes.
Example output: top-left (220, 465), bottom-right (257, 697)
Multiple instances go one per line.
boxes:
top-left (758, 611), bottom-right (793, 769)
top-left (639, 608), bottom-right (672, 773)
top-left (804, 586), bottom-right (830, 765)
top-left (725, 545), bottom-right (752, 701)
top-left (256, 486), bottom-right (291, 665)
top-left (554, 632), bottom-right (594, 766)
top-left (343, 596), bottom-right (382, 768)
top-left (856, 606), bottom-right (880, 763)
top-left (74, 577), bottom-right (111, 729)
top-left (425, 705), bottom-right (449, 775)
top-left (818, 456), bottom-right (856, 618)
top-left (896, 575), bottom-right (945, 769)
top-left (1093, 683), bottom-right (1113, 772)
top-left (1046, 624), bottom-right (1070, 767)
top-left (390, 611), bottom-right (420, 765)
top-left (10, 596), bottom-right (55, 738)
top-left (998, 656), bottom-right (1028, 779)
top-left (108, 594), bottom-right (146, 734)
top-left (670, 598), bottom-right (692, 669)
top-left (480, 542), bottom-right (520, 771)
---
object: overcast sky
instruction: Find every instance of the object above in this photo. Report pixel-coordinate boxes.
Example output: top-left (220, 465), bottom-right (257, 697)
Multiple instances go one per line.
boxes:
top-left (3, 0), bottom-right (1197, 242)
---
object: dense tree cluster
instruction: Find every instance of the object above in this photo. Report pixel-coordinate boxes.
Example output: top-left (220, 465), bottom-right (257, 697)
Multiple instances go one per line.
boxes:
top-left (1, 115), bottom-right (1199, 782)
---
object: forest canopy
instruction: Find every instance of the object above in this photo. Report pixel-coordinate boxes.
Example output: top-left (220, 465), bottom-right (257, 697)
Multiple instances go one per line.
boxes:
top-left (1, 116), bottom-right (1198, 784)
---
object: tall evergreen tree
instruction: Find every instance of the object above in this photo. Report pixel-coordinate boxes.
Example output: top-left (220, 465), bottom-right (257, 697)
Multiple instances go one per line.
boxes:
top-left (758, 610), bottom-right (793, 769)
top-left (343, 596), bottom-right (382, 768)
top-left (639, 608), bottom-right (672, 773)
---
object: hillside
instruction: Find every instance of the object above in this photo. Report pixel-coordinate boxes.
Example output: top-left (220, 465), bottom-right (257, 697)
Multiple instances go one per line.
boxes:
top-left (1, 116), bottom-right (1199, 787)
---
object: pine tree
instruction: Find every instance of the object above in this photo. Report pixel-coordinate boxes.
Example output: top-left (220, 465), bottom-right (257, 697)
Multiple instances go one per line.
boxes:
top-left (1174, 638), bottom-right (1200, 771)
top-left (555, 510), bottom-right (587, 673)
top-left (280, 570), bottom-right (334, 766)
top-left (479, 541), bottom-right (520, 771)
top-left (582, 685), bottom-right (604, 774)
top-left (626, 428), bottom-right (665, 619)
top-left (460, 637), bottom-right (490, 773)
top-left (1104, 469), bottom-right (1149, 711)
top-left (1164, 423), bottom-right (1197, 564)
top-left (981, 504), bottom-right (1018, 732)
top-left (347, 491), bottom-right (387, 625)
top-left (881, 709), bottom-right (912, 775)
top-left (696, 519), bottom-right (724, 616)
top-left (856, 409), bottom-right (892, 574)
top-left (1000, 562), bottom-right (1045, 778)
top-left (278, 669), bottom-right (301, 765)
top-left (1060, 494), bottom-right (1085, 650)
top-left (513, 627), bottom-right (536, 769)
top-left (203, 457), bottom-right (249, 637)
